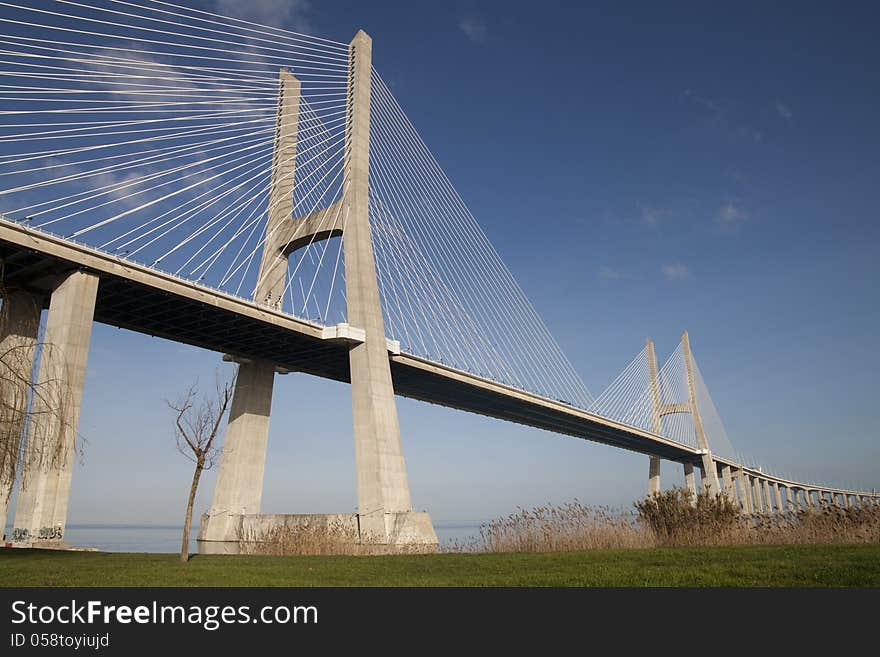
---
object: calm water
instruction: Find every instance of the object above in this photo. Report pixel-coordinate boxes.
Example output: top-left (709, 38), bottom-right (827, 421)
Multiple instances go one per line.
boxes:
top-left (4, 522), bottom-right (484, 552)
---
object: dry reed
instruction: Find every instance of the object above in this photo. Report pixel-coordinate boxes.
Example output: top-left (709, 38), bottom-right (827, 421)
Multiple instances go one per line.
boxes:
top-left (444, 490), bottom-right (880, 553)
top-left (237, 517), bottom-right (362, 556)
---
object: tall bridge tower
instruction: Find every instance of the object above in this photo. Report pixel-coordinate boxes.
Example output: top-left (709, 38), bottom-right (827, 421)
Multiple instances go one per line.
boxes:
top-left (645, 332), bottom-right (721, 498)
top-left (198, 31), bottom-right (437, 554)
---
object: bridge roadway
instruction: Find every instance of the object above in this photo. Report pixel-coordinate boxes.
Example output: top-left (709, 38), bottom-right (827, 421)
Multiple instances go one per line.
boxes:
top-left (0, 217), bottom-right (874, 500)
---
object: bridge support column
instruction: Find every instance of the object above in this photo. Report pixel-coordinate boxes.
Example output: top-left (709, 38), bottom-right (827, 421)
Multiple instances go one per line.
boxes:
top-left (736, 470), bottom-right (752, 514)
top-left (720, 465), bottom-right (735, 504)
top-left (647, 457), bottom-right (661, 496)
top-left (762, 479), bottom-right (774, 513)
top-left (199, 360), bottom-right (275, 551)
top-left (773, 482), bottom-right (783, 514)
top-left (198, 69), bottom-right (300, 554)
top-left (0, 289), bottom-right (42, 538)
top-left (683, 462), bottom-right (695, 501)
top-left (341, 30), bottom-right (436, 550)
top-left (789, 488), bottom-right (799, 512)
top-left (749, 476), bottom-right (763, 514)
top-left (12, 270), bottom-right (97, 544)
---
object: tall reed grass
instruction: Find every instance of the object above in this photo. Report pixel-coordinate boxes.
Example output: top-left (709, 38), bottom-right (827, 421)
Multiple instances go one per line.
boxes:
top-left (445, 489), bottom-right (880, 553)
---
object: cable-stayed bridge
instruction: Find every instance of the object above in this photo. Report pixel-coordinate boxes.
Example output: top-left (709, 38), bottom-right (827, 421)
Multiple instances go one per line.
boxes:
top-left (0, 1), bottom-right (875, 552)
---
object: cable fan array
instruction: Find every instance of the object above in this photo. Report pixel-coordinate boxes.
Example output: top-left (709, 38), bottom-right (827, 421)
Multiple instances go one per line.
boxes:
top-left (368, 69), bottom-right (595, 409)
top-left (4, 2), bottom-right (837, 488)
top-left (588, 339), bottom-right (737, 459)
top-left (0, 0), bottom-right (348, 322)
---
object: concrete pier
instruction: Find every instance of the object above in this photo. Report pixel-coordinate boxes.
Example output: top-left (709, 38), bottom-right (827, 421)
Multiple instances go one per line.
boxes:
top-left (787, 487), bottom-right (798, 512)
top-left (683, 462), bottom-right (695, 500)
top-left (720, 465), bottom-right (735, 504)
top-left (12, 270), bottom-right (97, 544)
top-left (751, 476), bottom-right (764, 513)
top-left (199, 70), bottom-right (300, 552)
top-left (342, 31), bottom-right (436, 548)
top-left (736, 470), bottom-right (752, 514)
top-left (199, 359), bottom-right (275, 548)
top-left (647, 456), bottom-right (661, 496)
top-left (773, 482), bottom-right (783, 514)
top-left (763, 479), bottom-right (773, 513)
top-left (0, 289), bottom-right (42, 537)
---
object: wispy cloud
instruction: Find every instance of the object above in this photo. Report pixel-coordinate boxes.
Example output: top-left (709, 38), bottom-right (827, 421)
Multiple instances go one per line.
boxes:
top-left (638, 203), bottom-right (663, 226)
top-left (683, 89), bottom-right (763, 143)
top-left (215, 0), bottom-right (312, 31)
top-left (458, 17), bottom-right (488, 44)
top-left (715, 202), bottom-right (749, 231)
top-left (598, 266), bottom-right (624, 280)
top-left (775, 100), bottom-right (793, 120)
top-left (661, 263), bottom-right (690, 281)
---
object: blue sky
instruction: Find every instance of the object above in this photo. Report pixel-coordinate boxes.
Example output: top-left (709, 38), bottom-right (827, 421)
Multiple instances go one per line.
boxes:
top-left (7, 0), bottom-right (880, 527)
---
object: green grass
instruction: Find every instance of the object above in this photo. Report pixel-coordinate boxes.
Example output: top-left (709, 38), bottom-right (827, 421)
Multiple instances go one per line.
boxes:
top-left (2, 543), bottom-right (879, 586)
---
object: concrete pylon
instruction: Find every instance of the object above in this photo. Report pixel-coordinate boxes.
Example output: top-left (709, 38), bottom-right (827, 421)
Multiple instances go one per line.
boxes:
top-left (681, 331), bottom-right (720, 496)
top-left (645, 334), bottom-right (720, 497)
top-left (788, 488), bottom-right (799, 512)
top-left (343, 30), bottom-right (435, 547)
top-left (645, 338), bottom-right (662, 496)
top-left (647, 457), bottom-right (661, 496)
top-left (681, 462), bottom-right (696, 505)
top-left (773, 482), bottom-right (783, 514)
top-left (12, 270), bottom-right (97, 543)
top-left (736, 470), bottom-right (752, 514)
top-left (0, 289), bottom-right (42, 538)
top-left (762, 479), bottom-right (773, 513)
top-left (720, 465), bottom-right (735, 503)
top-left (199, 70), bottom-right (300, 550)
top-left (751, 476), bottom-right (764, 513)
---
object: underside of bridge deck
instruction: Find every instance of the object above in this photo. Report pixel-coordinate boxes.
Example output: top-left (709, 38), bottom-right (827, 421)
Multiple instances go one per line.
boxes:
top-left (0, 233), bottom-right (698, 466)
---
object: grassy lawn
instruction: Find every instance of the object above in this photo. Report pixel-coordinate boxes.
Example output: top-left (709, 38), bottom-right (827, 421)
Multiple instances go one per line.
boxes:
top-left (1, 543), bottom-right (879, 586)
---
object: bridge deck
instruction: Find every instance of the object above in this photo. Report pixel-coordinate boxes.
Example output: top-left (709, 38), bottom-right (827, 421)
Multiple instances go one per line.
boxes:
top-left (0, 219), bottom-right (698, 464)
top-left (2, 219), bottom-right (878, 498)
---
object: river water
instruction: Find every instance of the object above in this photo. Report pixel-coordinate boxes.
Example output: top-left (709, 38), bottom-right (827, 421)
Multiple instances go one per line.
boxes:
top-left (4, 522), bottom-right (484, 553)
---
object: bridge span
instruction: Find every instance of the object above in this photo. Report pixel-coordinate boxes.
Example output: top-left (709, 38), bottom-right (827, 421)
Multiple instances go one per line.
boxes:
top-left (0, 5), bottom-right (875, 553)
top-left (2, 216), bottom-right (876, 550)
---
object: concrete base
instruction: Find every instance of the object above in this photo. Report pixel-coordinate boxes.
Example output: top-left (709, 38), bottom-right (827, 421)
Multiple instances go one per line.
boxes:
top-left (197, 511), bottom-right (438, 555)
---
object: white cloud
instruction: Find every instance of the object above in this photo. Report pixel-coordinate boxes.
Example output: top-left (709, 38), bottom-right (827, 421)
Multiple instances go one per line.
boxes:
top-left (638, 203), bottom-right (662, 225)
top-left (715, 202), bottom-right (749, 231)
top-left (214, 0), bottom-right (312, 31)
top-left (775, 101), bottom-right (793, 120)
top-left (598, 266), bottom-right (623, 280)
top-left (661, 263), bottom-right (690, 281)
top-left (683, 89), bottom-right (763, 143)
top-left (458, 17), bottom-right (488, 43)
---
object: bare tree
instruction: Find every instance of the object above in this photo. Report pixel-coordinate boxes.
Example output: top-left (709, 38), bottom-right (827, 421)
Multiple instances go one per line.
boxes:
top-left (167, 373), bottom-right (234, 563)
